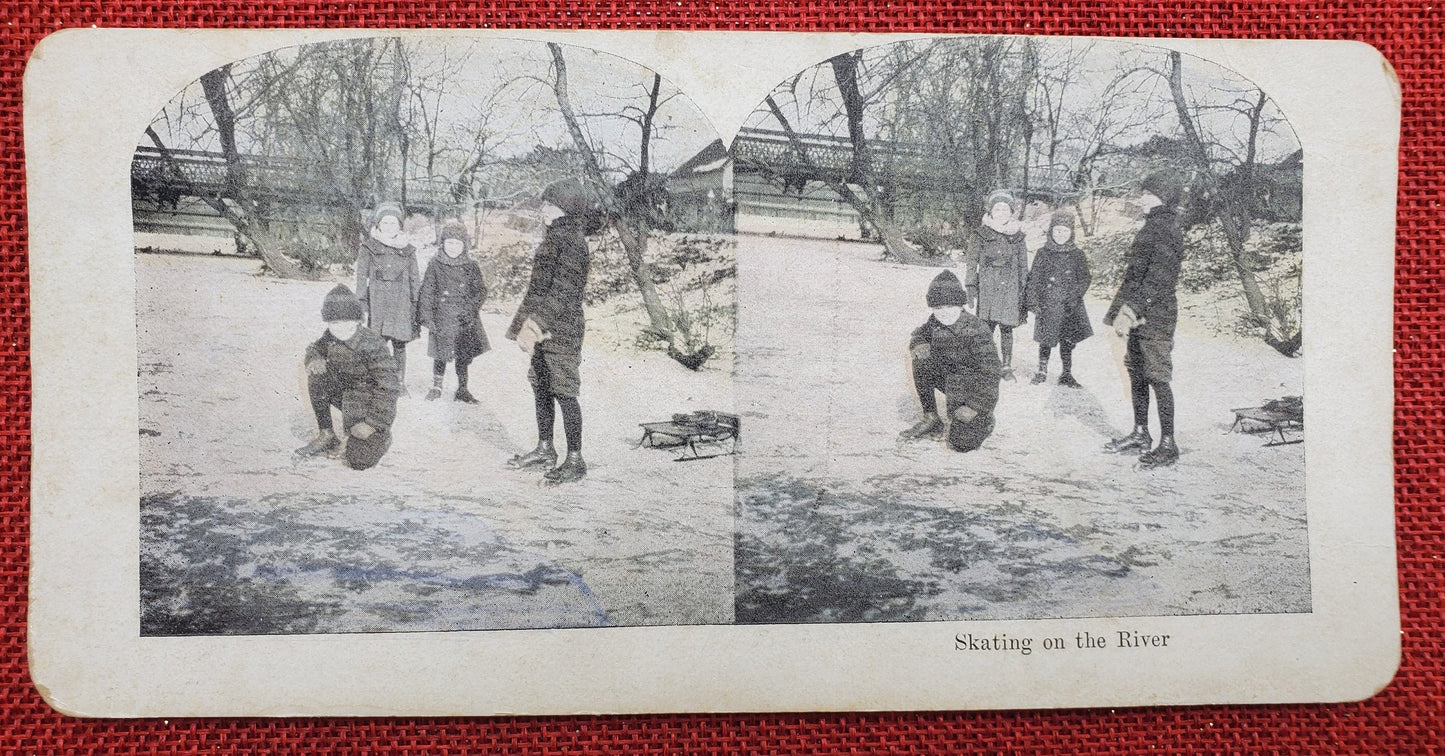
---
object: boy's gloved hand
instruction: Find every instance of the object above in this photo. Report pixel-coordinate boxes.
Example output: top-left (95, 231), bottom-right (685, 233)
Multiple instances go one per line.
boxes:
top-left (911, 343), bottom-right (931, 361)
top-left (305, 358), bottom-right (327, 376)
top-left (952, 405), bottom-right (979, 423)
top-left (1114, 304), bottom-right (1146, 337)
top-left (516, 317), bottom-right (551, 354)
top-left (349, 421), bottom-right (376, 440)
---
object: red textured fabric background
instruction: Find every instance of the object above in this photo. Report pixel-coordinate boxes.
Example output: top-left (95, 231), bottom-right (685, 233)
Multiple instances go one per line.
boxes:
top-left (2, 2), bottom-right (1439, 752)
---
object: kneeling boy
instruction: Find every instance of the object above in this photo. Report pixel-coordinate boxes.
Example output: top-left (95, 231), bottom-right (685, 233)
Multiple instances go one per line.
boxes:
top-left (295, 284), bottom-right (401, 470)
top-left (900, 270), bottom-right (1003, 452)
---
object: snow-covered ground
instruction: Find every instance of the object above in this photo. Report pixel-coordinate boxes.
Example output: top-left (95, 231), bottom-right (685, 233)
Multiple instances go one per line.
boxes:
top-left (732, 235), bottom-right (1309, 623)
top-left (137, 228), bottom-right (1308, 635)
top-left (138, 250), bottom-right (736, 634)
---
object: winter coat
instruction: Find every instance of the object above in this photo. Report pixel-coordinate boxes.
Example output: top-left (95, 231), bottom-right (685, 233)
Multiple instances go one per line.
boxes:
top-left (506, 215), bottom-right (591, 352)
top-left (1025, 241), bottom-right (1094, 347)
top-left (1104, 205), bottom-right (1184, 339)
top-left (965, 225), bottom-right (1029, 327)
top-left (910, 312), bottom-right (1002, 419)
top-left (305, 324), bottom-right (400, 434)
top-left (418, 253), bottom-right (490, 362)
top-left (355, 236), bottom-right (421, 342)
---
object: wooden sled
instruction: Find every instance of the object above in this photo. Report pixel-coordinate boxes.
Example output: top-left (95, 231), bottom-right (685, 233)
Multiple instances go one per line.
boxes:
top-left (639, 411), bottom-right (741, 461)
top-left (1229, 405), bottom-right (1303, 447)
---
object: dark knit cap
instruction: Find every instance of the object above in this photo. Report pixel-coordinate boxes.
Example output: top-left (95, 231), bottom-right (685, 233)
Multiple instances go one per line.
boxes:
top-left (984, 190), bottom-right (1019, 215)
top-left (927, 269), bottom-right (969, 308)
top-left (439, 221), bottom-right (470, 247)
top-left (540, 177), bottom-right (599, 217)
top-left (371, 203), bottom-right (404, 228)
top-left (1139, 171), bottom-right (1183, 207)
top-left (321, 284), bottom-right (365, 322)
top-left (1050, 210), bottom-right (1076, 235)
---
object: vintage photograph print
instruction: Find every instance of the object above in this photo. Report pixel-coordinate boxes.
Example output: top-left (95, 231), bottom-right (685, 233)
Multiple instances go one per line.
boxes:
top-left (27, 30), bottom-right (1397, 715)
top-left (132, 36), bottom-right (738, 635)
top-left (732, 37), bottom-right (1309, 624)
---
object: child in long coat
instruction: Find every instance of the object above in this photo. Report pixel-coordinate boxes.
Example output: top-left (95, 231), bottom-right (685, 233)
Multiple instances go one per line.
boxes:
top-left (504, 178), bottom-right (601, 485)
top-left (1102, 171), bottom-right (1186, 468)
top-left (965, 190), bottom-right (1030, 381)
top-left (417, 221), bottom-right (490, 403)
top-left (900, 270), bottom-right (1003, 452)
top-left (1024, 210), bottom-right (1094, 387)
top-left (355, 203), bottom-right (421, 394)
top-left (295, 284), bottom-right (401, 471)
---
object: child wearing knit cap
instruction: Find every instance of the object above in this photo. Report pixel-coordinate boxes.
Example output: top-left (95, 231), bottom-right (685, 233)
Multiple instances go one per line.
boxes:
top-left (505, 178), bottom-right (602, 484)
top-left (355, 203), bottom-right (421, 395)
top-left (900, 269), bottom-right (1003, 452)
top-left (965, 190), bottom-right (1030, 381)
top-left (1103, 171), bottom-right (1186, 468)
top-left (417, 221), bottom-right (490, 403)
top-left (1023, 210), bottom-right (1094, 387)
top-left (295, 284), bottom-right (401, 470)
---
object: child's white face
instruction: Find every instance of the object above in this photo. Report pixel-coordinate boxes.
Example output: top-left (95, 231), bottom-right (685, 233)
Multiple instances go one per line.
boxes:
top-left (932, 306), bottom-right (963, 326)
top-left (1136, 191), bottom-right (1163, 213)
top-left (443, 238), bottom-right (465, 257)
top-left (377, 215), bottom-right (402, 235)
top-left (1051, 225), bottom-right (1073, 245)
top-left (327, 320), bottom-right (360, 341)
top-left (988, 202), bottom-right (1013, 224)
top-left (537, 201), bottom-right (566, 225)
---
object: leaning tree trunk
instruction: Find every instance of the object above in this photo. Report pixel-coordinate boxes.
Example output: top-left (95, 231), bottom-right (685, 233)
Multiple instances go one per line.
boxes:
top-left (1167, 51), bottom-right (1298, 356)
top-left (547, 43), bottom-right (695, 365)
top-left (143, 128), bottom-right (312, 279)
top-left (762, 96), bottom-right (935, 266)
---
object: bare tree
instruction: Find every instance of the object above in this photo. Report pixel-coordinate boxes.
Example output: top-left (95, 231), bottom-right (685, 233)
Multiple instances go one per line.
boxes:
top-left (1165, 50), bottom-right (1299, 356)
top-left (546, 43), bottom-right (713, 369)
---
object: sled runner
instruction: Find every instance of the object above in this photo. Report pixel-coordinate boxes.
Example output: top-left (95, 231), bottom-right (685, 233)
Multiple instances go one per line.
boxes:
top-left (639, 411), bottom-right (740, 461)
top-left (1229, 397), bottom-right (1303, 446)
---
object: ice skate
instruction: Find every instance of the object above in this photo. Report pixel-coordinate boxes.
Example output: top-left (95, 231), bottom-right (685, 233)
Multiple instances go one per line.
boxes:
top-left (544, 451), bottom-right (587, 484)
top-left (295, 429), bottom-right (340, 457)
top-left (1104, 426), bottom-right (1152, 454)
top-left (899, 412), bottom-right (945, 441)
top-left (1139, 436), bottom-right (1180, 468)
top-left (507, 441), bottom-right (557, 470)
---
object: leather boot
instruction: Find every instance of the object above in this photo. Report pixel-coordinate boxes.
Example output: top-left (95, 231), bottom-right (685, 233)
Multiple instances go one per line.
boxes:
top-left (1139, 435), bottom-right (1180, 468)
top-left (507, 440), bottom-right (557, 470)
top-left (1104, 426), bottom-right (1152, 454)
top-left (295, 429), bottom-right (340, 457)
top-left (544, 450), bottom-right (587, 484)
top-left (454, 387), bottom-right (479, 404)
top-left (899, 412), bottom-right (945, 441)
top-left (1058, 373), bottom-right (1082, 388)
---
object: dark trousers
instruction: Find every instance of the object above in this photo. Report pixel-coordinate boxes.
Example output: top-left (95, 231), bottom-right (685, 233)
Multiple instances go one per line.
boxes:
top-left (911, 357), bottom-right (994, 452)
top-left (307, 372), bottom-right (391, 470)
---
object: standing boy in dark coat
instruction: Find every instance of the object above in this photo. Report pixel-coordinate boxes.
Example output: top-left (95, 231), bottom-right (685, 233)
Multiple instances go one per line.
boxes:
top-left (417, 221), bottom-right (490, 403)
top-left (900, 269), bottom-right (1003, 452)
top-left (504, 178), bottom-right (599, 484)
top-left (1024, 210), bottom-right (1094, 387)
top-left (295, 284), bottom-right (401, 470)
top-left (1102, 171), bottom-right (1186, 468)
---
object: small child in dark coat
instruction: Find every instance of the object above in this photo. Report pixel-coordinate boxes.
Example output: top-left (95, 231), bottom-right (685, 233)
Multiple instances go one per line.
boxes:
top-left (900, 269), bottom-right (1003, 452)
top-left (417, 221), bottom-right (490, 403)
top-left (1024, 210), bottom-right (1094, 387)
top-left (295, 284), bottom-right (401, 470)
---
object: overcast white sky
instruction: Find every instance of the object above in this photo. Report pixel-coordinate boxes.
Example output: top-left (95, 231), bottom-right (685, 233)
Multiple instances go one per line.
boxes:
top-left (745, 36), bottom-right (1301, 169)
top-left (145, 36), bottom-right (722, 177)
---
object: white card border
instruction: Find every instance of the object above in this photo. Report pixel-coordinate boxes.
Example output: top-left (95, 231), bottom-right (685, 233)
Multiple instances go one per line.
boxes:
top-left (24, 29), bottom-right (1399, 716)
